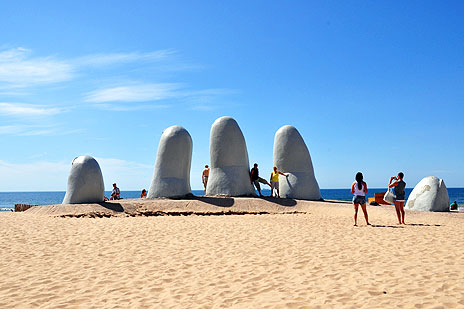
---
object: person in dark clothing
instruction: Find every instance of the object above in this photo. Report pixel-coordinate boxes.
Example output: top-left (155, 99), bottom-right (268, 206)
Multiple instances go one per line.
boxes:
top-left (250, 163), bottom-right (271, 197)
top-left (389, 172), bottom-right (406, 224)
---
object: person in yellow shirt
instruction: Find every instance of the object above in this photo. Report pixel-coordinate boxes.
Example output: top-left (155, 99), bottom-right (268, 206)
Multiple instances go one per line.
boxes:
top-left (270, 166), bottom-right (289, 198)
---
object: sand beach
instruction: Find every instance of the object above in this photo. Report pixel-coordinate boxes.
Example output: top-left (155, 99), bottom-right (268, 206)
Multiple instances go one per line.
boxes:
top-left (0, 197), bottom-right (464, 309)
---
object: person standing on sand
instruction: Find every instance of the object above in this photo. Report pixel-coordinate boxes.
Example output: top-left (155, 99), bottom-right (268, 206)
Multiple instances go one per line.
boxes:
top-left (250, 163), bottom-right (271, 197)
top-left (351, 172), bottom-right (370, 226)
top-left (202, 165), bottom-right (210, 195)
top-left (270, 166), bottom-right (288, 197)
top-left (389, 172), bottom-right (406, 224)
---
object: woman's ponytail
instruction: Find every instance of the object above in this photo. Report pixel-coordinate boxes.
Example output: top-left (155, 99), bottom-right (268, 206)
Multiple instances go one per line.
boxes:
top-left (355, 172), bottom-right (363, 190)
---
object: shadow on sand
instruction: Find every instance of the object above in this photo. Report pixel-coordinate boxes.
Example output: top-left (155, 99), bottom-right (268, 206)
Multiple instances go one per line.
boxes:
top-left (370, 224), bottom-right (404, 229)
top-left (98, 202), bottom-right (124, 212)
top-left (187, 195), bottom-right (235, 207)
top-left (320, 199), bottom-right (348, 204)
top-left (187, 194), bottom-right (298, 207)
top-left (370, 223), bottom-right (441, 228)
top-left (406, 223), bottom-right (441, 227)
top-left (262, 196), bottom-right (297, 207)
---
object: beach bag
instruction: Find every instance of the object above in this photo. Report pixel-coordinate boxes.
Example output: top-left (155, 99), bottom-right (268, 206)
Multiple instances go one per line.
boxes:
top-left (383, 188), bottom-right (396, 204)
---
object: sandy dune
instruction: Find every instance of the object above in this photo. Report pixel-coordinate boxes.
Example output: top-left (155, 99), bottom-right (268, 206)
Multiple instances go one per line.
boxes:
top-left (0, 198), bottom-right (463, 308)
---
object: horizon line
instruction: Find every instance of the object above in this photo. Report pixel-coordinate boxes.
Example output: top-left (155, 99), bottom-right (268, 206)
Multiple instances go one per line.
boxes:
top-left (0, 187), bottom-right (464, 193)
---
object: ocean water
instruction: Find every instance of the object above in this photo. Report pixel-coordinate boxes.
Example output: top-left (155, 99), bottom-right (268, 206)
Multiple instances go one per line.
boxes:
top-left (0, 188), bottom-right (464, 211)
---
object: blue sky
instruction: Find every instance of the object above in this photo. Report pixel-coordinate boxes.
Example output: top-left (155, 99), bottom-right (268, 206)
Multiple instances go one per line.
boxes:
top-left (0, 0), bottom-right (463, 191)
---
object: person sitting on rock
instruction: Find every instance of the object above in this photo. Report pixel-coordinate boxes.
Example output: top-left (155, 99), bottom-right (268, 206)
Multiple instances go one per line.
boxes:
top-left (450, 200), bottom-right (458, 210)
top-left (141, 189), bottom-right (147, 198)
top-left (111, 183), bottom-right (121, 200)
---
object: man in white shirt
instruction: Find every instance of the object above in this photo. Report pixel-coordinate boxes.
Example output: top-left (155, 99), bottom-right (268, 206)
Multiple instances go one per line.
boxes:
top-left (111, 183), bottom-right (121, 200)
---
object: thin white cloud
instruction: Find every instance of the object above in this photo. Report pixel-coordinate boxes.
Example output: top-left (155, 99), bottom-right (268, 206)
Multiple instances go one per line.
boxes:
top-left (84, 86), bottom-right (237, 110)
top-left (0, 48), bottom-right (178, 90)
top-left (0, 123), bottom-right (83, 136)
top-left (74, 49), bottom-right (177, 67)
top-left (0, 48), bottom-right (74, 87)
top-left (0, 102), bottom-right (63, 117)
top-left (84, 83), bottom-right (182, 103)
top-left (0, 47), bottom-right (237, 115)
top-left (93, 103), bottom-right (170, 111)
top-left (0, 47), bottom-right (28, 61)
top-left (0, 125), bottom-right (24, 135)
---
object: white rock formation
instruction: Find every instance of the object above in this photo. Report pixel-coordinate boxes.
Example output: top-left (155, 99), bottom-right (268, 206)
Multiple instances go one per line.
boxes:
top-left (405, 176), bottom-right (450, 212)
top-left (273, 125), bottom-right (321, 200)
top-left (206, 116), bottom-right (255, 196)
top-left (148, 125), bottom-right (193, 198)
top-left (63, 155), bottom-right (105, 204)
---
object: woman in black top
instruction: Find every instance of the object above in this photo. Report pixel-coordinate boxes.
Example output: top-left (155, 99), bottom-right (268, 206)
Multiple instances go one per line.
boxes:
top-left (389, 172), bottom-right (406, 224)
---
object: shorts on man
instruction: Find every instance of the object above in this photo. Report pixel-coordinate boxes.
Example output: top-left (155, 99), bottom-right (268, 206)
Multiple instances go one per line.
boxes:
top-left (271, 181), bottom-right (279, 190)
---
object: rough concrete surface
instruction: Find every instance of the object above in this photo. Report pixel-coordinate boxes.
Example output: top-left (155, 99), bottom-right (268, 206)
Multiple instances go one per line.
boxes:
top-left (405, 176), bottom-right (450, 212)
top-left (206, 116), bottom-right (255, 197)
top-left (273, 125), bottom-right (321, 200)
top-left (148, 125), bottom-right (193, 198)
top-left (62, 155), bottom-right (105, 204)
